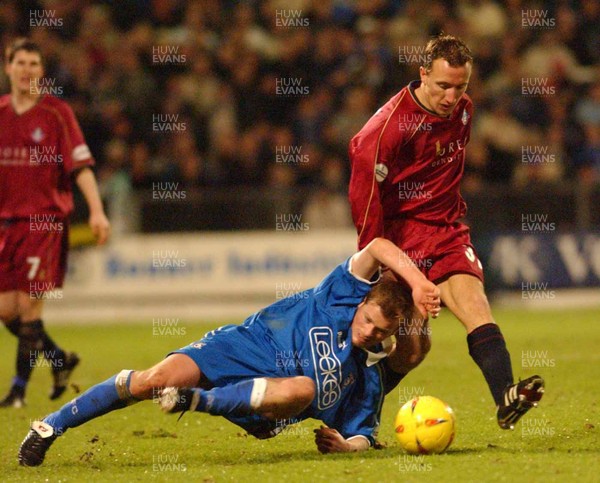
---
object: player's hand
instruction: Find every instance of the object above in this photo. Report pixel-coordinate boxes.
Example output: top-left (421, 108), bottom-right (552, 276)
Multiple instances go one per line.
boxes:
top-left (89, 211), bottom-right (111, 245)
top-left (314, 426), bottom-right (350, 453)
top-left (411, 281), bottom-right (441, 319)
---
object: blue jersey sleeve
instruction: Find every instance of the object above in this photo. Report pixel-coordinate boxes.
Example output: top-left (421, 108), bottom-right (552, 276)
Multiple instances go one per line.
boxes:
top-left (312, 257), bottom-right (376, 310)
top-left (329, 364), bottom-right (385, 446)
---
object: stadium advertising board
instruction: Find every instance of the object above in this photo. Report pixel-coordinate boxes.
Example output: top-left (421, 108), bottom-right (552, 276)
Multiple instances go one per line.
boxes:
top-left (477, 232), bottom-right (600, 289)
top-left (65, 231), bottom-right (357, 297)
top-left (63, 231), bottom-right (599, 301)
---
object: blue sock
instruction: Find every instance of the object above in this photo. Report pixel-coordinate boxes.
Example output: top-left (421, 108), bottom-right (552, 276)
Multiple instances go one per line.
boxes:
top-left (193, 379), bottom-right (260, 417)
top-left (12, 376), bottom-right (27, 389)
top-left (44, 371), bottom-right (137, 435)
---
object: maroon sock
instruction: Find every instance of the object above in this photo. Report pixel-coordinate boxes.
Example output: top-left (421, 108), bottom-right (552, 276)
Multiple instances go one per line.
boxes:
top-left (467, 323), bottom-right (514, 405)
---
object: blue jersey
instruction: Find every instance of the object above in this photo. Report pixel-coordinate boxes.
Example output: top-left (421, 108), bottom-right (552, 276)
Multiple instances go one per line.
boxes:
top-left (174, 258), bottom-right (386, 444)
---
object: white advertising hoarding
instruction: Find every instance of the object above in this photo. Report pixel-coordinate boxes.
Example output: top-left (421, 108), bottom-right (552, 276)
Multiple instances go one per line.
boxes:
top-left (64, 230), bottom-right (357, 299)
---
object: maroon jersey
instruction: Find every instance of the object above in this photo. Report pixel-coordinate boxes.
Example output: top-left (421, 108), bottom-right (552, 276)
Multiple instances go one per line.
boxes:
top-left (0, 94), bottom-right (94, 219)
top-left (349, 81), bottom-right (472, 249)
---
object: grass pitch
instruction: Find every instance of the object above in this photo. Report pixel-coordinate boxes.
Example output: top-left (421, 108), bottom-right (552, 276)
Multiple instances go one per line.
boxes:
top-left (1, 308), bottom-right (599, 482)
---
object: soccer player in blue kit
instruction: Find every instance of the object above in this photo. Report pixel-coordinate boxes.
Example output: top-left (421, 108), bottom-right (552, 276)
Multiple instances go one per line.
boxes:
top-left (19, 237), bottom-right (441, 466)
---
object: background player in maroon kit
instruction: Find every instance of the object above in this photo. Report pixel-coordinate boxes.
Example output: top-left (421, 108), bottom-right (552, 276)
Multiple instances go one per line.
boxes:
top-left (0, 39), bottom-right (110, 407)
top-left (349, 34), bottom-right (544, 429)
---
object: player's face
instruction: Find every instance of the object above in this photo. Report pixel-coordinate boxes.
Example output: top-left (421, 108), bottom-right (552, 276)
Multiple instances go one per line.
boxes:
top-left (351, 301), bottom-right (397, 349)
top-left (419, 58), bottom-right (471, 117)
top-left (5, 50), bottom-right (44, 95)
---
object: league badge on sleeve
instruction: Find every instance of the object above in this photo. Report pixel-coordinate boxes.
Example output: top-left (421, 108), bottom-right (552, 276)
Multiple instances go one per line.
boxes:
top-left (461, 109), bottom-right (469, 126)
top-left (375, 163), bottom-right (388, 182)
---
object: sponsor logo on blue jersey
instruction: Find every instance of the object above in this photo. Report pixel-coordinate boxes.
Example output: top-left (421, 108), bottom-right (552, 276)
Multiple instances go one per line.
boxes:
top-left (309, 327), bottom-right (342, 410)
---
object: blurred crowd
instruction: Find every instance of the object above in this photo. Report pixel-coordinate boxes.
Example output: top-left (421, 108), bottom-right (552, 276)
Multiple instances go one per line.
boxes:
top-left (1, 0), bottom-right (599, 229)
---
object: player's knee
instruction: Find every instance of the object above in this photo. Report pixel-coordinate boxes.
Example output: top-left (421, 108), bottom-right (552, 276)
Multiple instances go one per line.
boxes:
top-left (0, 308), bottom-right (19, 323)
top-left (0, 299), bottom-right (19, 322)
top-left (15, 294), bottom-right (43, 320)
top-left (292, 376), bottom-right (315, 406)
top-left (135, 366), bottom-right (170, 392)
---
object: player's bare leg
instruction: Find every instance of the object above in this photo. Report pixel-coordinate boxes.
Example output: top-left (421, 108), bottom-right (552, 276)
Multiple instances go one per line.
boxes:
top-left (0, 291), bottom-right (21, 339)
top-left (247, 376), bottom-right (315, 419)
top-left (160, 374), bottom-right (315, 420)
top-left (17, 291), bottom-right (44, 320)
top-left (0, 291), bottom-right (19, 324)
top-left (437, 274), bottom-right (493, 332)
top-left (438, 274), bottom-right (544, 429)
top-left (0, 291), bottom-right (20, 343)
top-left (19, 354), bottom-right (202, 466)
top-left (129, 353), bottom-right (203, 399)
top-left (129, 355), bottom-right (314, 414)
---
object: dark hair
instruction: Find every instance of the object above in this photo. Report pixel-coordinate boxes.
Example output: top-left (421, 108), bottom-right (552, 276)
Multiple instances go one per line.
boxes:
top-left (422, 33), bottom-right (472, 72)
top-left (363, 280), bottom-right (414, 325)
top-left (5, 38), bottom-right (44, 65)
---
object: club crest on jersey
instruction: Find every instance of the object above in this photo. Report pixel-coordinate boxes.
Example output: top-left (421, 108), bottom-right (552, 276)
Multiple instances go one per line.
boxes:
top-left (337, 331), bottom-right (348, 350)
top-left (342, 372), bottom-right (355, 388)
top-left (375, 163), bottom-right (388, 182)
top-left (31, 127), bottom-right (45, 143)
top-left (461, 109), bottom-right (469, 126)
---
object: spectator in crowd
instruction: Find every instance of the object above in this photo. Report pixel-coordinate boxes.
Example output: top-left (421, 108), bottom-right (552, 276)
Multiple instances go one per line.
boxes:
top-left (1, 0), bottom-right (598, 219)
top-left (303, 156), bottom-right (353, 230)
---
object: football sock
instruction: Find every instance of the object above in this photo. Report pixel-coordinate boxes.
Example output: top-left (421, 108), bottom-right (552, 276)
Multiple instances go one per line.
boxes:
top-left (14, 320), bottom-right (44, 394)
top-left (192, 378), bottom-right (267, 417)
top-left (4, 316), bottom-right (20, 337)
top-left (44, 370), bottom-right (138, 434)
top-left (37, 319), bottom-right (67, 370)
top-left (10, 376), bottom-right (27, 396)
top-left (467, 323), bottom-right (514, 406)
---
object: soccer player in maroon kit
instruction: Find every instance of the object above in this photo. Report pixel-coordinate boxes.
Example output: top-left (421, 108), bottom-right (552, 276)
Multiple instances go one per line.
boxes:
top-left (0, 39), bottom-right (110, 407)
top-left (349, 34), bottom-right (544, 429)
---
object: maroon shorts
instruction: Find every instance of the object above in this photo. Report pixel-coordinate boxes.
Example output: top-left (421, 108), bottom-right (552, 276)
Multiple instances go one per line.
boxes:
top-left (0, 218), bottom-right (69, 293)
top-left (384, 219), bottom-right (484, 284)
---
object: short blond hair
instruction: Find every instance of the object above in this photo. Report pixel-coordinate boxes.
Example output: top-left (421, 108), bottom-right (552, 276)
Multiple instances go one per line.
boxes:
top-left (423, 33), bottom-right (472, 72)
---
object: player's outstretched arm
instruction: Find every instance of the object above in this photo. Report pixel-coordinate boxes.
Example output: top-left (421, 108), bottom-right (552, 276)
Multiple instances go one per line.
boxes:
top-left (75, 167), bottom-right (111, 245)
top-left (351, 237), bottom-right (440, 318)
top-left (314, 426), bottom-right (370, 453)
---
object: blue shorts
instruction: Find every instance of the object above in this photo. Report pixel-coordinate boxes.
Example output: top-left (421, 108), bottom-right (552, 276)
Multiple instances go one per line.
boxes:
top-left (170, 323), bottom-right (298, 438)
top-left (171, 323), bottom-right (295, 387)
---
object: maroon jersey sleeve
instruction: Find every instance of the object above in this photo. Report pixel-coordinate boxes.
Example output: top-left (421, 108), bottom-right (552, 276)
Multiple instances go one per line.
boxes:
top-left (0, 95), bottom-right (94, 219)
top-left (43, 98), bottom-right (94, 173)
top-left (349, 90), bottom-right (408, 250)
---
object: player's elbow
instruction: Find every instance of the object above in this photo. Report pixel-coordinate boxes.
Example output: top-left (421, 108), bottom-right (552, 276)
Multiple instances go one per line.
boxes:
top-left (366, 237), bottom-right (388, 253)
